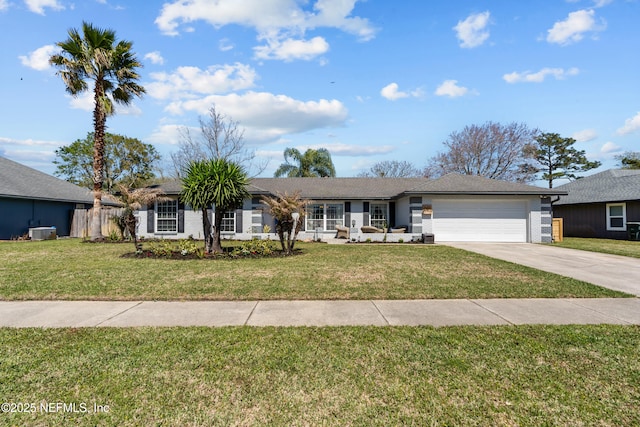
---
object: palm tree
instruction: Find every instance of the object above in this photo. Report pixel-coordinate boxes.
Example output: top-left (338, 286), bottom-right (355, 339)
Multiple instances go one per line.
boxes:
top-left (181, 159), bottom-right (250, 254)
top-left (261, 192), bottom-right (309, 254)
top-left (274, 148), bottom-right (336, 177)
top-left (112, 184), bottom-right (168, 251)
top-left (50, 21), bottom-right (145, 240)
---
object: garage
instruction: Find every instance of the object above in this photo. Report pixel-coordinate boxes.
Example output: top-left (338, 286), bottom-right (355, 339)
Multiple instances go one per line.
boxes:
top-left (432, 199), bottom-right (528, 242)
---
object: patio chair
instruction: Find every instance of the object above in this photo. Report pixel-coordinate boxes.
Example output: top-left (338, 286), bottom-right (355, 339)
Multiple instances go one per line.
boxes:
top-left (360, 225), bottom-right (384, 233)
top-left (335, 225), bottom-right (349, 239)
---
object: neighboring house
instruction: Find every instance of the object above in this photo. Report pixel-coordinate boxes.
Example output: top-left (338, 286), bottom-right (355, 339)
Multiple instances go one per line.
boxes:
top-left (138, 173), bottom-right (564, 243)
top-left (0, 156), bottom-right (95, 239)
top-left (553, 169), bottom-right (640, 239)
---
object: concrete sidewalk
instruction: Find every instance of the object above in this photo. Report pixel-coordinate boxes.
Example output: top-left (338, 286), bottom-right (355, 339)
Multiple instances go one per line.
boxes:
top-left (1, 298), bottom-right (639, 328)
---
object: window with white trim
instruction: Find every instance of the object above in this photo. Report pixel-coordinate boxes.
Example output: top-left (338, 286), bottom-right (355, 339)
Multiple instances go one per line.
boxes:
top-left (606, 203), bottom-right (626, 231)
top-left (307, 204), bottom-right (324, 231)
top-left (306, 203), bottom-right (344, 231)
top-left (370, 203), bottom-right (388, 229)
top-left (156, 199), bottom-right (178, 232)
top-left (325, 204), bottom-right (344, 230)
top-left (220, 211), bottom-right (235, 233)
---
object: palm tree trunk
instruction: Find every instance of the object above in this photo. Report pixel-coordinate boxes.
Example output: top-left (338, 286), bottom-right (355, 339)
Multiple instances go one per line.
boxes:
top-left (212, 210), bottom-right (224, 254)
top-left (202, 208), bottom-right (214, 254)
top-left (90, 82), bottom-right (107, 240)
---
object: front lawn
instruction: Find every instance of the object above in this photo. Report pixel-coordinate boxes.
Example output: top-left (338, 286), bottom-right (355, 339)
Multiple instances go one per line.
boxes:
top-left (553, 237), bottom-right (640, 258)
top-left (0, 239), bottom-right (627, 300)
top-left (1, 326), bottom-right (638, 426)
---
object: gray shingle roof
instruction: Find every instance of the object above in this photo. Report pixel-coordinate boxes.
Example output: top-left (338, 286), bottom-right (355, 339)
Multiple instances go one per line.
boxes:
top-left (0, 157), bottom-right (95, 203)
top-left (407, 173), bottom-right (566, 196)
top-left (154, 173), bottom-right (562, 199)
top-left (555, 169), bottom-right (640, 205)
top-left (250, 177), bottom-right (428, 200)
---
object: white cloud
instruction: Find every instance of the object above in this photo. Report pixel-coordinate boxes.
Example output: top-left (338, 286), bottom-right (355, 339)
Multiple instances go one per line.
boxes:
top-left (219, 38), bottom-right (234, 52)
top-left (381, 83), bottom-right (408, 101)
top-left (0, 136), bottom-right (60, 149)
top-left (147, 63), bottom-right (258, 100)
top-left (65, 92), bottom-right (142, 115)
top-left (308, 0), bottom-right (377, 41)
top-left (254, 36), bottom-right (329, 61)
top-left (146, 124), bottom-right (190, 146)
top-left (155, 0), bottom-right (376, 38)
top-left (453, 11), bottom-right (491, 48)
top-left (600, 141), bottom-right (621, 154)
top-left (67, 92), bottom-right (94, 111)
top-left (434, 80), bottom-right (469, 98)
top-left (19, 44), bottom-right (59, 70)
top-left (164, 91), bottom-right (349, 143)
top-left (0, 0), bottom-right (9, 11)
top-left (572, 128), bottom-right (598, 142)
top-left (617, 112), bottom-right (640, 135)
top-left (546, 9), bottom-right (605, 45)
top-left (144, 51), bottom-right (164, 65)
top-left (155, 0), bottom-right (376, 63)
top-left (24, 0), bottom-right (64, 14)
top-left (1, 149), bottom-right (56, 165)
top-left (503, 67), bottom-right (580, 83)
top-left (593, 0), bottom-right (613, 8)
top-left (302, 142), bottom-right (395, 156)
top-left (380, 83), bottom-right (423, 101)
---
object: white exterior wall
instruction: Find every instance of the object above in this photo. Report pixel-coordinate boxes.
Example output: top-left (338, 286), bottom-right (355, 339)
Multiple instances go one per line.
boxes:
top-left (135, 194), bottom-right (548, 243)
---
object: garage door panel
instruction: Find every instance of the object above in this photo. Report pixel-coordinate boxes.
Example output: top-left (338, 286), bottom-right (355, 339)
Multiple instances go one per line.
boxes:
top-left (433, 200), bottom-right (527, 242)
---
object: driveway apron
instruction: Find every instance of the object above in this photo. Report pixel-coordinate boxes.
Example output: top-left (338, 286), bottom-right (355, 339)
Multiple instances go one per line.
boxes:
top-left (445, 243), bottom-right (640, 297)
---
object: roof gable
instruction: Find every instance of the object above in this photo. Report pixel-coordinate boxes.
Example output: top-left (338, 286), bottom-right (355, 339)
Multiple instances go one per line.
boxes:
top-left (0, 157), bottom-right (95, 204)
top-left (555, 169), bottom-right (640, 205)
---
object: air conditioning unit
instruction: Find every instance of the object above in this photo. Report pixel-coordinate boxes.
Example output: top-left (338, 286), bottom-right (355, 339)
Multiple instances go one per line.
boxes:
top-left (29, 227), bottom-right (57, 240)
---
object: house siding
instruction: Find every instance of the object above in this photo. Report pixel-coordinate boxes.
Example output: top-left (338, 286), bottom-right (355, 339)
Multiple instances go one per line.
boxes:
top-left (136, 194), bottom-right (549, 243)
top-left (133, 177), bottom-right (557, 243)
top-left (539, 197), bottom-right (552, 243)
top-left (0, 197), bottom-right (77, 239)
top-left (553, 201), bottom-right (640, 239)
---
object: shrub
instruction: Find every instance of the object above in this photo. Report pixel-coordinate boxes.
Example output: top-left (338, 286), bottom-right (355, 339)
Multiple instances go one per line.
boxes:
top-left (107, 229), bottom-right (122, 242)
top-left (232, 238), bottom-right (276, 257)
top-left (178, 239), bottom-right (200, 256)
top-left (147, 240), bottom-right (174, 258)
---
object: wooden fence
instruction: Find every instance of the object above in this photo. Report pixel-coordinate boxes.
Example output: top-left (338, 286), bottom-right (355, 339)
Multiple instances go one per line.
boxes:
top-left (70, 207), bottom-right (125, 238)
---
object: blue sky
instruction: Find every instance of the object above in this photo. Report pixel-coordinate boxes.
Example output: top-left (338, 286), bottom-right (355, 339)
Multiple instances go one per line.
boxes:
top-left (1, 0), bottom-right (639, 181)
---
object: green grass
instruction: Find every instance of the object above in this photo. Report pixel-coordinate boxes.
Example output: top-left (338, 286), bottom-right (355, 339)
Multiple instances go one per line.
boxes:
top-left (0, 326), bottom-right (638, 426)
top-left (0, 239), bottom-right (627, 300)
top-left (553, 237), bottom-right (640, 258)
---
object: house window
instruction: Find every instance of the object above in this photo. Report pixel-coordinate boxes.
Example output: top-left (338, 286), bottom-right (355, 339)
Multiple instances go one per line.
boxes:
top-left (606, 203), bottom-right (626, 231)
top-left (220, 211), bottom-right (235, 233)
top-left (156, 199), bottom-right (178, 232)
top-left (306, 203), bottom-right (344, 231)
top-left (307, 204), bottom-right (324, 231)
top-left (325, 204), bottom-right (344, 230)
top-left (370, 203), bottom-right (388, 229)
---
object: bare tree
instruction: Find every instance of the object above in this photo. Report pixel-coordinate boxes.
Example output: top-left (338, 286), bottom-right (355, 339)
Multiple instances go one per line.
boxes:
top-left (171, 105), bottom-right (267, 177)
top-left (426, 121), bottom-right (539, 182)
top-left (358, 160), bottom-right (422, 178)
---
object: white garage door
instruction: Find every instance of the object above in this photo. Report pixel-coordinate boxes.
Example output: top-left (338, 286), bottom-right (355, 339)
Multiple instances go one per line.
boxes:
top-left (433, 199), bottom-right (528, 242)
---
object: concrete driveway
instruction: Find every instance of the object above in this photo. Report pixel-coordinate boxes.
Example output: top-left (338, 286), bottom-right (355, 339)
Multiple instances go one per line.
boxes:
top-left (445, 243), bottom-right (640, 297)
